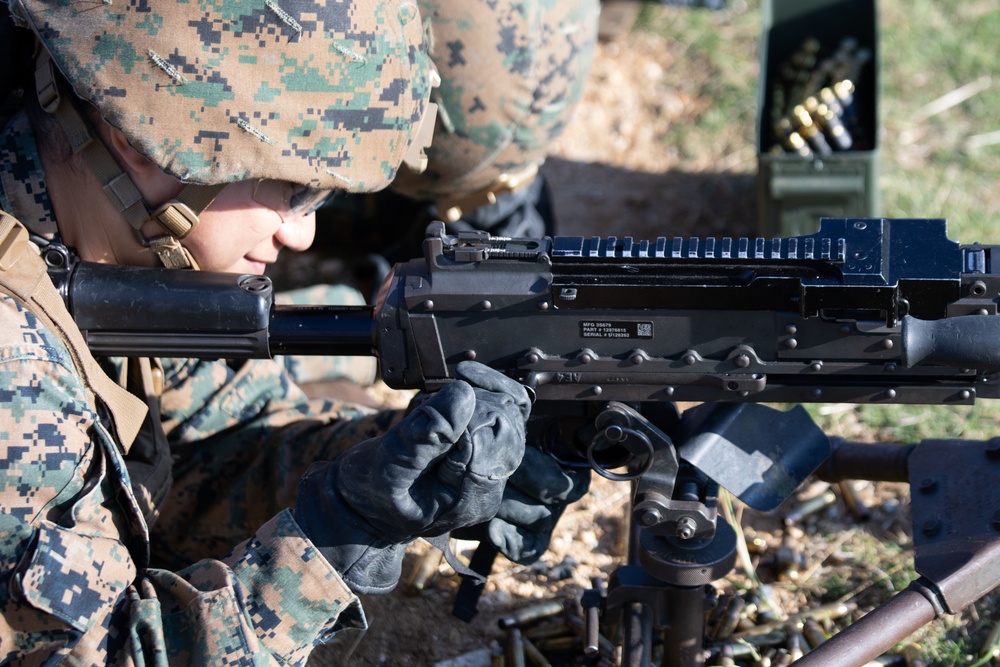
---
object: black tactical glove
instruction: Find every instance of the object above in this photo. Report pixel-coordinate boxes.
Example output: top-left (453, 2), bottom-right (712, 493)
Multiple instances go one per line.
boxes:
top-left (295, 361), bottom-right (530, 593)
top-left (485, 446), bottom-right (591, 564)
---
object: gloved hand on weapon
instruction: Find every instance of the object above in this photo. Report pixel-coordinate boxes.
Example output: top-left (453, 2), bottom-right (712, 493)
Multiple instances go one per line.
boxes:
top-left (295, 361), bottom-right (531, 593)
top-left (484, 446), bottom-right (591, 564)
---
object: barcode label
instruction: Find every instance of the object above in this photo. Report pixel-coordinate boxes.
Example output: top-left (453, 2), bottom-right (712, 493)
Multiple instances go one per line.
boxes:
top-left (580, 321), bottom-right (654, 339)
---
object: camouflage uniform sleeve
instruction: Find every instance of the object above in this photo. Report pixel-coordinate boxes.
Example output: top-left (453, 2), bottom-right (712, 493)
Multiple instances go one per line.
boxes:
top-left (152, 354), bottom-right (406, 567)
top-left (0, 294), bottom-right (364, 664)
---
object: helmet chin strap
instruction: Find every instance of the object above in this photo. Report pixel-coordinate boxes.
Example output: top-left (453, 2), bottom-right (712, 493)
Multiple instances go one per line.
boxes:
top-left (35, 49), bottom-right (224, 269)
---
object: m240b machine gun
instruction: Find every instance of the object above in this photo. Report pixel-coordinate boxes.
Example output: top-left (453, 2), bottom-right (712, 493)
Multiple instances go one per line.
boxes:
top-left (46, 217), bottom-right (1000, 667)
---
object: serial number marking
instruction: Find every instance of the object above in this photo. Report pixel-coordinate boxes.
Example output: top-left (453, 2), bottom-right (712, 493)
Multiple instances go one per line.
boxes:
top-left (580, 320), bottom-right (654, 339)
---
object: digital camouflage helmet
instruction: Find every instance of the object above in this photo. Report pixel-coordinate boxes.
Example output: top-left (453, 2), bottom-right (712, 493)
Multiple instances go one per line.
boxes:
top-left (5, 0), bottom-right (436, 267)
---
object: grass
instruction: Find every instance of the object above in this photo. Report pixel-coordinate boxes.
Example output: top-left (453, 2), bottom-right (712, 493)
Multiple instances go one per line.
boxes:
top-left (632, 1), bottom-right (1000, 664)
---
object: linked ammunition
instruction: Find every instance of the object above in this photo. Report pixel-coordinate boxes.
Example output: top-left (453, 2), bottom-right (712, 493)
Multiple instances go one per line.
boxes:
top-left (792, 104), bottom-right (833, 155)
top-left (773, 118), bottom-right (814, 158)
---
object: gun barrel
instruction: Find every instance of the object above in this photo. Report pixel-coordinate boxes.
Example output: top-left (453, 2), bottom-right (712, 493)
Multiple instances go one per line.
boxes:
top-left (269, 305), bottom-right (376, 357)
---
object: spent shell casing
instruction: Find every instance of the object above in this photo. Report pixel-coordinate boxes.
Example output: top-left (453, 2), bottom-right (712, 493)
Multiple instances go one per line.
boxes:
top-left (533, 636), bottom-right (580, 653)
top-left (903, 643), bottom-right (928, 667)
top-left (522, 636), bottom-right (552, 667)
top-left (739, 601), bottom-right (857, 637)
top-left (785, 488), bottom-right (837, 525)
top-left (507, 628), bottom-right (526, 667)
top-left (404, 548), bottom-right (442, 596)
top-left (771, 649), bottom-right (793, 667)
top-left (980, 621), bottom-right (1000, 660)
top-left (711, 595), bottom-right (747, 641)
top-left (802, 617), bottom-right (828, 649)
top-left (838, 480), bottom-right (872, 521)
top-left (785, 623), bottom-right (808, 660)
top-left (499, 600), bottom-right (565, 629)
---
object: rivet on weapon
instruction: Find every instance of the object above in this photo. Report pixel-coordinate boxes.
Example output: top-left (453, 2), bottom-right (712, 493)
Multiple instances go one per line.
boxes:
top-left (959, 390), bottom-right (972, 400)
top-left (579, 351), bottom-right (595, 364)
top-left (810, 388), bottom-right (822, 398)
top-left (839, 324), bottom-right (852, 334)
top-left (977, 308), bottom-right (990, 315)
top-left (883, 388), bottom-right (897, 399)
top-left (884, 363), bottom-right (897, 372)
top-left (734, 354), bottom-right (750, 368)
top-left (592, 386), bottom-right (603, 396)
top-left (464, 350), bottom-right (477, 360)
top-left (630, 353), bottom-right (646, 365)
top-left (881, 338), bottom-right (893, 350)
top-left (526, 352), bottom-right (540, 364)
top-left (784, 324), bottom-right (798, 335)
top-left (922, 519), bottom-right (941, 537)
top-left (917, 478), bottom-right (936, 494)
top-left (984, 438), bottom-right (1000, 459)
top-left (809, 361), bottom-right (823, 372)
top-left (784, 338), bottom-right (798, 349)
top-left (664, 386), bottom-right (675, 396)
top-left (683, 353), bottom-right (697, 365)
top-left (538, 301), bottom-right (550, 311)
top-left (420, 299), bottom-right (434, 310)
top-left (479, 300), bottom-right (493, 310)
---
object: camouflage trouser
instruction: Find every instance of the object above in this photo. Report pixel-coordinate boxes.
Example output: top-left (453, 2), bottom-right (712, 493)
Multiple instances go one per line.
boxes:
top-left (391, 0), bottom-right (601, 211)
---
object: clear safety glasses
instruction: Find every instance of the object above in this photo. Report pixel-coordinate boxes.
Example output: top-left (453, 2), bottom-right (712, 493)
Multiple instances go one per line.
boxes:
top-left (252, 179), bottom-right (335, 216)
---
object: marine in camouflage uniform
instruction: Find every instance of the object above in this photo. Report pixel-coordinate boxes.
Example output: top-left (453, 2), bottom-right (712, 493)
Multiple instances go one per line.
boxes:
top-left (0, 0), bottom-right (593, 663)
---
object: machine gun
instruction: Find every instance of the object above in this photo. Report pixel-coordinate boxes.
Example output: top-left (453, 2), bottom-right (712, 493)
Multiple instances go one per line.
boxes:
top-left (45, 217), bottom-right (1000, 666)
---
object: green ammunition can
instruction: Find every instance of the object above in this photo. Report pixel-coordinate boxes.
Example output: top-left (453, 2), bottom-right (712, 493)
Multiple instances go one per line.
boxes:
top-left (756, 0), bottom-right (880, 237)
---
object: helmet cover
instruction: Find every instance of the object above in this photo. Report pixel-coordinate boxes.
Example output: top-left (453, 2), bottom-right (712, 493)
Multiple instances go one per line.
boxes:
top-left (9, 0), bottom-right (432, 191)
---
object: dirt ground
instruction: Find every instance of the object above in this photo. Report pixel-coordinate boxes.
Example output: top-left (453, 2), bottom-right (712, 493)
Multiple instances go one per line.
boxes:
top-left (296, 8), bottom-right (927, 667)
